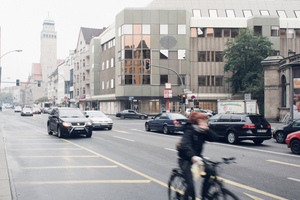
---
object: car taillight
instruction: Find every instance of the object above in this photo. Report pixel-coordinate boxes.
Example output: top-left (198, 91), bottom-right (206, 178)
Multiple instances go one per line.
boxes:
top-left (173, 121), bottom-right (180, 125)
top-left (268, 125), bottom-right (271, 129)
top-left (243, 124), bottom-right (256, 129)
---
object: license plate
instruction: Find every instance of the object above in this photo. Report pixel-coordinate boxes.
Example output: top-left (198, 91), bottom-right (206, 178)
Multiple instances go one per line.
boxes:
top-left (257, 129), bottom-right (267, 133)
top-left (101, 123), bottom-right (108, 125)
top-left (75, 127), bottom-right (84, 130)
top-left (181, 122), bottom-right (186, 125)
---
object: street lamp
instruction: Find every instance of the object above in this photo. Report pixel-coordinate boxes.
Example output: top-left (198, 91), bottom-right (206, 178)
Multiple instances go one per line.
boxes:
top-left (0, 50), bottom-right (22, 106)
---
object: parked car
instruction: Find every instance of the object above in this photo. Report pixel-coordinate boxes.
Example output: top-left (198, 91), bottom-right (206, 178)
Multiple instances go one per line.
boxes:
top-left (42, 107), bottom-right (50, 113)
top-left (21, 107), bottom-right (33, 116)
top-left (208, 113), bottom-right (272, 144)
top-left (185, 108), bottom-right (213, 118)
top-left (83, 111), bottom-right (113, 130)
top-left (286, 131), bottom-right (300, 154)
top-left (116, 109), bottom-right (148, 119)
top-left (32, 107), bottom-right (41, 114)
top-left (14, 106), bottom-right (22, 112)
top-left (145, 112), bottom-right (187, 134)
top-left (273, 119), bottom-right (300, 143)
top-left (47, 107), bottom-right (93, 138)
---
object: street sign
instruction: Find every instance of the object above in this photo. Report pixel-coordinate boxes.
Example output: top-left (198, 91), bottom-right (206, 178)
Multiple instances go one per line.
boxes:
top-left (191, 95), bottom-right (196, 100)
top-left (164, 90), bottom-right (173, 98)
top-left (129, 96), bottom-right (134, 100)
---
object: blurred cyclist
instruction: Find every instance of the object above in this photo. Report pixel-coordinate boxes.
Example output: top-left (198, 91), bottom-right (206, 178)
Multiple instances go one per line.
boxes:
top-left (177, 112), bottom-right (218, 200)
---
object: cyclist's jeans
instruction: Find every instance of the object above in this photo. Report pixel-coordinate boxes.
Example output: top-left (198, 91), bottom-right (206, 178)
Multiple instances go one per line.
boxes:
top-left (179, 159), bottom-right (195, 200)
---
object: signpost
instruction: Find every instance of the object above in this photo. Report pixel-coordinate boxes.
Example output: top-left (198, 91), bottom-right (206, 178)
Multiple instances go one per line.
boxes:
top-left (164, 83), bottom-right (172, 111)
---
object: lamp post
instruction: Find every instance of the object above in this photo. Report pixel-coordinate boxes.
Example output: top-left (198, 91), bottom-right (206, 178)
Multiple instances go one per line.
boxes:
top-left (0, 50), bottom-right (22, 107)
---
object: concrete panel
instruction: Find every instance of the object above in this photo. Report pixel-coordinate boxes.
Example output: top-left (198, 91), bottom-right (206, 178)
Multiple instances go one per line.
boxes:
top-left (152, 74), bottom-right (160, 85)
top-left (151, 34), bottom-right (160, 49)
top-left (160, 11), bottom-right (169, 24)
top-left (142, 10), bottom-right (151, 23)
top-left (178, 10), bottom-right (186, 24)
top-left (133, 10), bottom-right (142, 23)
top-left (151, 24), bottom-right (159, 35)
top-left (169, 10), bottom-right (178, 24)
top-left (124, 10), bottom-right (133, 24)
top-left (169, 24), bottom-right (177, 35)
top-left (151, 10), bottom-right (160, 24)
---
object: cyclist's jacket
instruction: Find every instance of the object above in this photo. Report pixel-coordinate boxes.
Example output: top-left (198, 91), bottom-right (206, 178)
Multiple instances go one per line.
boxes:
top-left (178, 122), bottom-right (217, 163)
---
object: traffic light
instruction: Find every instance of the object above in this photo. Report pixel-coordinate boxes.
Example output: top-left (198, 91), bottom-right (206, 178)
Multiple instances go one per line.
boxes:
top-left (16, 79), bottom-right (19, 86)
top-left (145, 59), bottom-right (150, 71)
top-left (178, 94), bottom-right (182, 102)
top-left (181, 94), bottom-right (186, 103)
top-left (37, 81), bottom-right (41, 87)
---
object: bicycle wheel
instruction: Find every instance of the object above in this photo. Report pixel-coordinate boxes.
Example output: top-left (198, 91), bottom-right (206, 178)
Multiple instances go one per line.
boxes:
top-left (168, 169), bottom-right (186, 200)
top-left (210, 188), bottom-right (239, 200)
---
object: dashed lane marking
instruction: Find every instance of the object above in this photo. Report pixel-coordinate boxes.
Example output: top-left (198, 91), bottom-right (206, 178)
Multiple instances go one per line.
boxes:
top-left (113, 136), bottom-right (135, 142)
top-left (16, 155), bottom-right (99, 158)
top-left (22, 165), bottom-right (118, 169)
top-left (267, 160), bottom-right (300, 168)
top-left (113, 130), bottom-right (130, 134)
top-left (288, 177), bottom-right (300, 182)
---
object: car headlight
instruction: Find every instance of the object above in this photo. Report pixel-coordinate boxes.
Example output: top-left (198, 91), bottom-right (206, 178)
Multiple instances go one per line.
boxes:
top-left (62, 122), bottom-right (72, 127)
top-left (86, 122), bottom-right (92, 126)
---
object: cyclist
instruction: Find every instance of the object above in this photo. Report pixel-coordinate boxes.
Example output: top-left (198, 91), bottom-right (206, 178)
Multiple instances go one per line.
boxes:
top-left (177, 112), bottom-right (218, 200)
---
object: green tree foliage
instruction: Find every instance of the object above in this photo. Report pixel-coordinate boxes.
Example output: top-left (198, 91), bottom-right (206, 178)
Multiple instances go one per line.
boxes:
top-left (0, 92), bottom-right (13, 103)
top-left (34, 96), bottom-right (48, 104)
top-left (223, 28), bottom-right (274, 115)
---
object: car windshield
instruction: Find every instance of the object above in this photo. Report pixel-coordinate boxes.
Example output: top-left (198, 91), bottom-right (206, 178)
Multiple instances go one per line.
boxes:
top-left (59, 109), bottom-right (85, 118)
top-left (169, 113), bottom-right (186, 119)
top-left (86, 112), bottom-right (107, 118)
top-left (23, 108), bottom-right (31, 111)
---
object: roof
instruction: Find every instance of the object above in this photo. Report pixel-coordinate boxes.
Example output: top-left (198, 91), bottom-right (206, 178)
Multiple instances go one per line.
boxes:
top-left (81, 27), bottom-right (106, 44)
top-left (43, 15), bottom-right (54, 25)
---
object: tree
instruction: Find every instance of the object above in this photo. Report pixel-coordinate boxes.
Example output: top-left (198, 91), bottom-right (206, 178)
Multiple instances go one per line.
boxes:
top-left (223, 28), bottom-right (274, 115)
top-left (34, 96), bottom-right (49, 104)
top-left (0, 92), bottom-right (13, 103)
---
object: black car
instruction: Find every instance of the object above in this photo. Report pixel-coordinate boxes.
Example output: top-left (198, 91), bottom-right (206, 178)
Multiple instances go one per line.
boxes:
top-left (208, 113), bottom-right (272, 144)
top-left (116, 109), bottom-right (148, 119)
top-left (47, 107), bottom-right (93, 138)
top-left (273, 118), bottom-right (300, 143)
top-left (145, 112), bottom-right (187, 134)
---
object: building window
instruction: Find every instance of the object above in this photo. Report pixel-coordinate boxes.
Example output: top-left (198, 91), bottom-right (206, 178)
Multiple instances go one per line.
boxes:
top-left (83, 59), bottom-right (85, 67)
top-left (193, 10), bottom-right (201, 17)
top-left (211, 51), bottom-right (215, 62)
top-left (209, 10), bottom-right (218, 17)
top-left (77, 63), bottom-right (79, 70)
top-left (83, 73), bottom-right (85, 81)
top-left (111, 79), bottom-right (114, 88)
top-left (83, 87), bottom-right (85, 94)
top-left (160, 50), bottom-right (168, 59)
top-left (224, 29), bottom-right (230, 37)
top-left (277, 10), bottom-right (287, 18)
top-left (160, 24), bottom-right (168, 34)
top-left (215, 52), bottom-right (223, 62)
top-left (295, 29), bottom-right (300, 38)
top-left (280, 29), bottom-right (286, 38)
top-left (207, 28), bottom-right (213, 37)
top-left (260, 10), bottom-right (270, 16)
top-left (178, 50), bottom-right (186, 60)
top-left (198, 76), bottom-right (206, 86)
top-left (214, 28), bottom-right (222, 37)
top-left (125, 75), bottom-right (132, 84)
top-left (197, 28), bottom-right (206, 37)
top-left (107, 81), bottom-right (109, 89)
top-left (206, 76), bottom-right (210, 86)
top-left (206, 51), bottom-right (211, 62)
top-left (288, 29), bottom-right (294, 38)
top-left (142, 24), bottom-right (150, 34)
top-left (271, 26), bottom-right (280, 37)
top-left (198, 51), bottom-right (206, 62)
top-left (177, 75), bottom-right (185, 85)
top-left (295, 11), bottom-right (300, 18)
top-left (77, 88), bottom-right (79, 96)
top-left (106, 60), bottom-right (109, 69)
top-left (143, 75), bottom-right (150, 84)
top-left (216, 76), bottom-right (223, 86)
top-left (102, 62), bottom-right (105, 70)
top-left (226, 10), bottom-right (235, 18)
top-left (125, 50), bottom-right (133, 59)
top-left (243, 10), bottom-right (253, 18)
top-left (178, 25), bottom-right (186, 34)
top-left (231, 29), bottom-right (239, 38)
top-left (123, 24), bottom-right (133, 34)
top-left (102, 81), bottom-right (104, 90)
top-left (118, 27), bottom-right (122, 37)
top-left (254, 26), bottom-right (262, 36)
top-left (111, 58), bottom-right (114, 68)
top-left (160, 75), bottom-right (168, 85)
top-left (118, 51), bottom-right (121, 61)
top-left (77, 75), bottom-right (79, 83)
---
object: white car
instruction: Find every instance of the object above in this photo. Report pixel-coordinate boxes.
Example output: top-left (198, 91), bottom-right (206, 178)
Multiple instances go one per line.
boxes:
top-left (21, 107), bottom-right (33, 116)
top-left (14, 106), bottom-right (22, 112)
top-left (185, 108), bottom-right (213, 118)
top-left (83, 111), bottom-right (113, 130)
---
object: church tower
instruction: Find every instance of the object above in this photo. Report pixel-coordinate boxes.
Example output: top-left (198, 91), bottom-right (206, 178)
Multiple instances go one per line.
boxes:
top-left (40, 14), bottom-right (57, 97)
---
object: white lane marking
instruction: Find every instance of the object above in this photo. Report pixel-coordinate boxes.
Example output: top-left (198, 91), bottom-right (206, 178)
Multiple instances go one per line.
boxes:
top-left (288, 177), bottom-right (300, 182)
top-left (113, 136), bottom-right (135, 142)
top-left (209, 142), bottom-right (300, 158)
top-left (165, 148), bottom-right (177, 152)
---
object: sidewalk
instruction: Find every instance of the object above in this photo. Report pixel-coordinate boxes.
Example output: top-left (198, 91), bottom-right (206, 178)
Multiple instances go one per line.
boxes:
top-left (0, 114), bottom-right (12, 200)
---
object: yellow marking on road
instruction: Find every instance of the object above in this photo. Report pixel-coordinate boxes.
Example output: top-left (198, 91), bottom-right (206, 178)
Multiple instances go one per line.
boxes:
top-left (60, 139), bottom-right (288, 200)
top-left (245, 193), bottom-right (264, 200)
top-left (10, 148), bottom-right (82, 151)
top-left (223, 179), bottom-right (288, 200)
top-left (113, 130), bottom-right (130, 134)
top-left (16, 155), bottom-right (99, 158)
top-left (16, 180), bottom-right (151, 185)
top-left (267, 160), bottom-right (300, 168)
top-left (22, 165), bottom-right (118, 169)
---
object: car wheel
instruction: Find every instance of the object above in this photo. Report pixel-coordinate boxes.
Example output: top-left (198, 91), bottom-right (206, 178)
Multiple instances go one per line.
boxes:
top-left (57, 127), bottom-right (64, 138)
top-left (121, 115), bottom-right (125, 119)
top-left (276, 131), bottom-right (286, 143)
top-left (145, 123), bottom-right (151, 131)
top-left (227, 131), bottom-right (238, 144)
top-left (253, 139), bottom-right (264, 145)
top-left (163, 125), bottom-right (169, 134)
top-left (47, 123), bottom-right (53, 135)
top-left (141, 116), bottom-right (145, 120)
top-left (290, 139), bottom-right (300, 154)
top-left (86, 131), bottom-right (92, 138)
top-left (108, 127), bottom-right (112, 130)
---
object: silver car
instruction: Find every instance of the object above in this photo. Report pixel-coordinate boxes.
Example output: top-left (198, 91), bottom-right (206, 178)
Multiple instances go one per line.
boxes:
top-left (83, 111), bottom-right (113, 130)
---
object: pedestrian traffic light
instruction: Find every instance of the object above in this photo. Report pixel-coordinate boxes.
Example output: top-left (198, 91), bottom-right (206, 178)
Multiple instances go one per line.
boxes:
top-left (182, 94), bottom-right (186, 103)
top-left (145, 59), bottom-right (150, 71)
top-left (37, 80), bottom-right (41, 87)
top-left (16, 79), bottom-right (19, 86)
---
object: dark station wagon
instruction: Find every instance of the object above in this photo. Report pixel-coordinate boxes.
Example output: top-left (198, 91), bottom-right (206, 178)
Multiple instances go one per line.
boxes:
top-left (208, 113), bottom-right (272, 144)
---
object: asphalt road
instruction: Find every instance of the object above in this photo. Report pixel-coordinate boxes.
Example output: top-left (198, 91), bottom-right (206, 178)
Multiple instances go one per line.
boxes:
top-left (1, 109), bottom-right (299, 200)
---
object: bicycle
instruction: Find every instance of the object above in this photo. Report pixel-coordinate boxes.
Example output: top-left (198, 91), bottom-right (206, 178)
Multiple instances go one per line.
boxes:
top-left (168, 157), bottom-right (239, 200)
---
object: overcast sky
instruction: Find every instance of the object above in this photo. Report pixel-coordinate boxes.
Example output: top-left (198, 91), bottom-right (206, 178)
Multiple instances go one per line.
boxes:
top-left (0, 0), bottom-right (153, 88)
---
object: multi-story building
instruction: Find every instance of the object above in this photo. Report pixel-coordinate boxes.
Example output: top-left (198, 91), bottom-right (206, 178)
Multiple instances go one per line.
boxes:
top-left (88, 0), bottom-right (300, 115)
